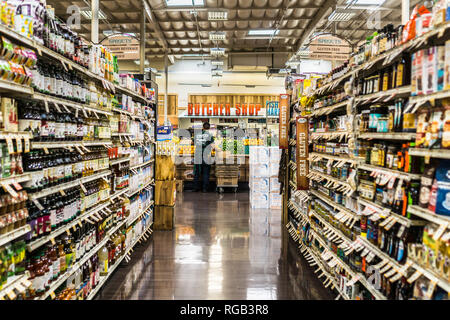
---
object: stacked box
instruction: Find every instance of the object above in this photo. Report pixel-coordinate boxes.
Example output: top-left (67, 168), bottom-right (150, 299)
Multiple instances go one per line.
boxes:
top-left (249, 146), bottom-right (283, 209)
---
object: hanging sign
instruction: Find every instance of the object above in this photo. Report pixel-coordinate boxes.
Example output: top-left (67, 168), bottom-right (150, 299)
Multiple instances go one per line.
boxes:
top-left (279, 94), bottom-right (290, 149)
top-left (103, 35), bottom-right (140, 60)
top-left (186, 103), bottom-right (264, 117)
top-left (296, 117), bottom-right (309, 190)
top-left (157, 126), bottom-right (173, 141)
top-left (266, 101), bottom-right (279, 116)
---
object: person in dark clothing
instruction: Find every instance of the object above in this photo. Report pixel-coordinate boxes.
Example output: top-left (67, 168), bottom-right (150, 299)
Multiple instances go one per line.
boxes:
top-left (193, 122), bottom-right (214, 192)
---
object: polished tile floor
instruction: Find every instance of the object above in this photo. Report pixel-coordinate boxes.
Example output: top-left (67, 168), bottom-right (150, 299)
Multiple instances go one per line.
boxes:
top-left (96, 191), bottom-right (333, 300)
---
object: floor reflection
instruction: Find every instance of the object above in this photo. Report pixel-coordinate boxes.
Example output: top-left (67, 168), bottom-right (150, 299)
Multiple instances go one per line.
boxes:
top-left (96, 191), bottom-right (332, 300)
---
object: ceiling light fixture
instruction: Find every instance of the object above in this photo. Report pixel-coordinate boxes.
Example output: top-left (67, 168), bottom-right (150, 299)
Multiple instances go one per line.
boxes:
top-left (80, 7), bottom-right (107, 20)
top-left (211, 59), bottom-right (224, 66)
top-left (328, 10), bottom-right (356, 21)
top-left (165, 0), bottom-right (204, 6)
top-left (209, 31), bottom-right (226, 41)
top-left (210, 48), bottom-right (226, 57)
top-left (346, 0), bottom-right (385, 5)
top-left (248, 29), bottom-right (280, 36)
top-left (208, 11), bottom-right (228, 21)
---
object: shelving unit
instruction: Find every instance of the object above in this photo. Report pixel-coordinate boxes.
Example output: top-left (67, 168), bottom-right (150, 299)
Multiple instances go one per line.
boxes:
top-left (0, 19), bottom-right (158, 301)
top-left (284, 19), bottom-right (450, 300)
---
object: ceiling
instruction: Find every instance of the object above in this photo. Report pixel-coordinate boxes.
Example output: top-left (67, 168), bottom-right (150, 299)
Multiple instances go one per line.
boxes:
top-left (49, 0), bottom-right (421, 61)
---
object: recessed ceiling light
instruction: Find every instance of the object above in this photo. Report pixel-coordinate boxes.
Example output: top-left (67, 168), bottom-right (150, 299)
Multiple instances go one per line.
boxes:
top-left (209, 31), bottom-right (226, 41)
top-left (210, 48), bottom-right (226, 56)
top-left (208, 11), bottom-right (228, 21)
top-left (80, 7), bottom-right (107, 20)
top-left (166, 0), bottom-right (204, 6)
top-left (248, 29), bottom-right (279, 36)
top-left (346, 0), bottom-right (385, 5)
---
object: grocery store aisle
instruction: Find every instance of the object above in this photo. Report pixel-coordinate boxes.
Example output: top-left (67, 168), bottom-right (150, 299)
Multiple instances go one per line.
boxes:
top-left (95, 192), bottom-right (332, 300)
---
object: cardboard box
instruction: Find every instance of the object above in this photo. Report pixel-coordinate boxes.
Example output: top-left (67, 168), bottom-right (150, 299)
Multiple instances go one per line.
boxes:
top-left (175, 179), bottom-right (183, 193)
top-left (250, 177), bottom-right (270, 192)
top-left (156, 155), bottom-right (175, 180)
top-left (155, 180), bottom-right (176, 206)
top-left (154, 206), bottom-right (174, 230)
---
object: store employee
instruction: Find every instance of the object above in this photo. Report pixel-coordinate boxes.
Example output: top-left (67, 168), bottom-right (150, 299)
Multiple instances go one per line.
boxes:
top-left (194, 122), bottom-right (214, 192)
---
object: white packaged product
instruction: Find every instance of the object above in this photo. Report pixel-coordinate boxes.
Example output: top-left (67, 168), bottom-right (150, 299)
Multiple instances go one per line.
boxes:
top-left (250, 177), bottom-right (270, 193)
top-left (249, 146), bottom-right (270, 164)
top-left (250, 163), bottom-right (270, 177)
top-left (270, 162), bottom-right (279, 177)
top-left (270, 193), bottom-right (282, 209)
top-left (270, 178), bottom-right (281, 193)
top-left (250, 191), bottom-right (269, 208)
top-left (269, 147), bottom-right (282, 163)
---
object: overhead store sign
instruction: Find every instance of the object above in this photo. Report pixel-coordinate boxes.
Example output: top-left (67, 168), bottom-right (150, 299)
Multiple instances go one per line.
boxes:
top-left (296, 117), bottom-right (309, 190)
top-left (266, 101), bottom-right (279, 116)
top-left (303, 35), bottom-right (351, 62)
top-left (185, 103), bottom-right (265, 117)
top-left (279, 94), bottom-right (290, 149)
top-left (103, 36), bottom-right (140, 60)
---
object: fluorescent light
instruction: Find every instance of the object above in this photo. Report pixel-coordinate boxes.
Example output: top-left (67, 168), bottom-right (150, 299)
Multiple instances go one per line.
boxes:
top-left (208, 11), bottom-right (228, 21)
top-left (346, 0), bottom-right (385, 5)
top-left (80, 8), bottom-right (107, 20)
top-left (165, 0), bottom-right (204, 6)
top-left (134, 60), bottom-right (150, 66)
top-left (211, 60), bottom-right (224, 66)
top-left (209, 31), bottom-right (226, 41)
top-left (210, 48), bottom-right (225, 56)
top-left (328, 10), bottom-right (356, 21)
top-left (248, 29), bottom-right (279, 36)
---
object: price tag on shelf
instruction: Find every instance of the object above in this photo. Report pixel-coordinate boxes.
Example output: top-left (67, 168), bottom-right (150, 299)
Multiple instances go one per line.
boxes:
top-left (384, 267), bottom-right (398, 278)
top-left (2, 182), bottom-right (18, 198)
top-left (59, 189), bottom-right (66, 196)
top-left (43, 147), bottom-right (49, 154)
top-left (50, 237), bottom-right (55, 245)
top-left (397, 260), bottom-right (413, 276)
top-left (62, 104), bottom-right (70, 113)
top-left (72, 225), bottom-right (77, 232)
top-left (74, 146), bottom-right (84, 155)
top-left (389, 272), bottom-right (403, 283)
top-left (24, 137), bottom-right (30, 153)
top-left (54, 103), bottom-right (61, 113)
top-left (67, 63), bottom-right (72, 71)
top-left (66, 228), bottom-right (71, 235)
top-left (379, 263), bottom-right (393, 274)
top-left (432, 222), bottom-right (449, 241)
top-left (6, 137), bottom-right (14, 154)
top-left (407, 269), bottom-right (423, 284)
top-left (75, 108), bottom-right (79, 118)
top-left (366, 252), bottom-right (376, 263)
top-left (15, 138), bottom-right (22, 153)
top-left (6, 290), bottom-right (16, 300)
top-left (12, 181), bottom-right (22, 191)
top-left (61, 60), bottom-right (68, 72)
top-left (374, 259), bottom-right (389, 270)
top-left (79, 181), bottom-right (87, 193)
top-left (14, 283), bottom-right (25, 294)
top-left (441, 231), bottom-right (450, 242)
top-left (50, 291), bottom-right (56, 299)
top-left (44, 99), bottom-right (49, 113)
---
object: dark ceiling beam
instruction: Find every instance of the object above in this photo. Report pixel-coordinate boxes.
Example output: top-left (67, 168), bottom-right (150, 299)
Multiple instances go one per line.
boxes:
top-left (142, 0), bottom-right (168, 52)
top-left (292, 0), bottom-right (337, 54)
